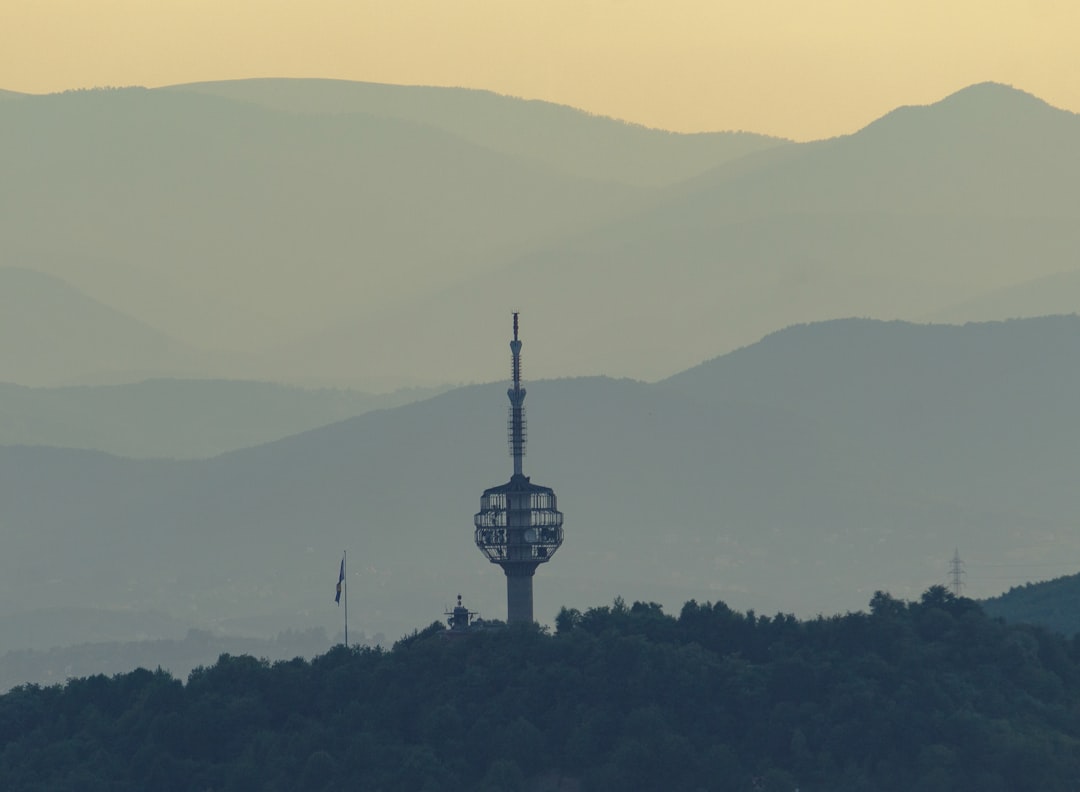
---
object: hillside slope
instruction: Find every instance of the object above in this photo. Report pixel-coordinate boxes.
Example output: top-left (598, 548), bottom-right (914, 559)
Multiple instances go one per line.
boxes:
top-left (0, 267), bottom-right (226, 385)
top-left (982, 573), bottom-right (1080, 636)
top-left (0, 378), bottom-right (444, 458)
top-left (3, 317), bottom-right (1080, 648)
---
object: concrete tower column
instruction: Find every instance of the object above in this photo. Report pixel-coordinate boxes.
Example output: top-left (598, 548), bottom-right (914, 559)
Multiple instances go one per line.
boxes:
top-left (504, 565), bottom-right (537, 624)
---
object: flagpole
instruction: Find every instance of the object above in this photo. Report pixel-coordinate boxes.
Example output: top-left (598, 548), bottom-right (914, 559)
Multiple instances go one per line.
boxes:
top-left (343, 550), bottom-right (348, 649)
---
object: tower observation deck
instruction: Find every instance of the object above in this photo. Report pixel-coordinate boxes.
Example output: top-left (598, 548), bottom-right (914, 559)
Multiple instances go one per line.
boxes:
top-left (474, 313), bottom-right (564, 624)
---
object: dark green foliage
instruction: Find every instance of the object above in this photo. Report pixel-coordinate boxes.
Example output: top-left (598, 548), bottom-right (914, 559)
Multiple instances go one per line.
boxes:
top-left (4, 592), bottom-right (1080, 790)
top-left (982, 571), bottom-right (1080, 637)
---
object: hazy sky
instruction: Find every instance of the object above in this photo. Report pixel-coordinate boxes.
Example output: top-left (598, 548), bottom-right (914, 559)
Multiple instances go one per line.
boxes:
top-left (4, 0), bottom-right (1078, 139)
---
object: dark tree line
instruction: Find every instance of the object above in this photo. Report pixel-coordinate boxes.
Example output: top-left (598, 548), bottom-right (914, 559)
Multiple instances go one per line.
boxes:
top-left (982, 571), bottom-right (1080, 636)
top-left (3, 587), bottom-right (1080, 791)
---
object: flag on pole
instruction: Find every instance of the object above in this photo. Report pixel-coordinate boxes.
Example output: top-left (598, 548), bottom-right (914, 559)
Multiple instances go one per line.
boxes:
top-left (335, 557), bottom-right (345, 605)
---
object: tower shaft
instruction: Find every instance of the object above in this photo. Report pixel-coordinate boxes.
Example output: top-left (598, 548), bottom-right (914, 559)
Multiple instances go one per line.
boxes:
top-left (502, 483), bottom-right (539, 622)
top-left (505, 565), bottom-right (537, 624)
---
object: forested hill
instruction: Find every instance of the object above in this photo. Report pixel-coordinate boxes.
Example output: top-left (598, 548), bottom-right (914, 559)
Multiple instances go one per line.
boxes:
top-left (3, 589), bottom-right (1080, 791)
top-left (982, 572), bottom-right (1080, 637)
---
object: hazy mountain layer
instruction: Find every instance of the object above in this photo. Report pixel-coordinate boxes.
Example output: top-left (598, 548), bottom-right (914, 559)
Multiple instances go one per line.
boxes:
top-left (0, 86), bottom-right (642, 368)
top-left (0, 267), bottom-right (233, 386)
top-left (3, 81), bottom-right (1078, 388)
top-left (295, 212), bottom-right (1080, 383)
top-left (0, 606), bottom-right (193, 652)
top-left (0, 378), bottom-right (445, 458)
top-left (171, 77), bottom-right (789, 187)
top-left (927, 270), bottom-right (1080, 324)
top-left (3, 317), bottom-right (1079, 654)
top-left (265, 82), bottom-right (1080, 384)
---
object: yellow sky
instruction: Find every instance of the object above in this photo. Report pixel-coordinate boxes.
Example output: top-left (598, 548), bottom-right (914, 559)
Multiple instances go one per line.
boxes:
top-left (3, 0), bottom-right (1077, 140)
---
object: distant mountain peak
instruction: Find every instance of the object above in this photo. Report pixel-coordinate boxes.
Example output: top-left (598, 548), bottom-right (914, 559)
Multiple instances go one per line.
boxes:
top-left (856, 81), bottom-right (1075, 141)
top-left (944, 80), bottom-right (1035, 100)
top-left (935, 81), bottom-right (1064, 114)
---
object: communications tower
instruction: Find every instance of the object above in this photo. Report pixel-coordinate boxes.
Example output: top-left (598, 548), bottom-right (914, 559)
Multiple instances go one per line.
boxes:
top-left (474, 313), bottom-right (564, 623)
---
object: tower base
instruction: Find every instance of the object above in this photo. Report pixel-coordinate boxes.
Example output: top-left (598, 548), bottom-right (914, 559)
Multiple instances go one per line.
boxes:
top-left (503, 565), bottom-right (537, 624)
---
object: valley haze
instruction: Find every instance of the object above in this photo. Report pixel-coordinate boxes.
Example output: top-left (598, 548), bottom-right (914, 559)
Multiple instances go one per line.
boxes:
top-left (1, 79), bottom-right (1079, 685)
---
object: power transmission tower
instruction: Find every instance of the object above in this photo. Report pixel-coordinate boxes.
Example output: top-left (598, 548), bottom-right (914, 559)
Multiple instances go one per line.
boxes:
top-left (948, 548), bottom-right (965, 597)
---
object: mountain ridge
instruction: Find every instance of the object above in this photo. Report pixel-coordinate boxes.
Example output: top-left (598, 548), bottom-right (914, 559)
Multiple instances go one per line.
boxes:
top-left (868, 81), bottom-right (1078, 133)
top-left (4, 317), bottom-right (1080, 651)
top-left (165, 77), bottom-right (791, 187)
top-left (3, 81), bottom-right (1078, 388)
top-left (0, 87), bottom-right (643, 363)
top-left (0, 378), bottom-right (447, 458)
top-left (0, 267), bottom-right (237, 386)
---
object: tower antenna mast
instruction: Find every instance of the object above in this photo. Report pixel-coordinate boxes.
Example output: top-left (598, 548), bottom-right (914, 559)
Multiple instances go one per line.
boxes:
top-left (509, 312), bottom-right (525, 478)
